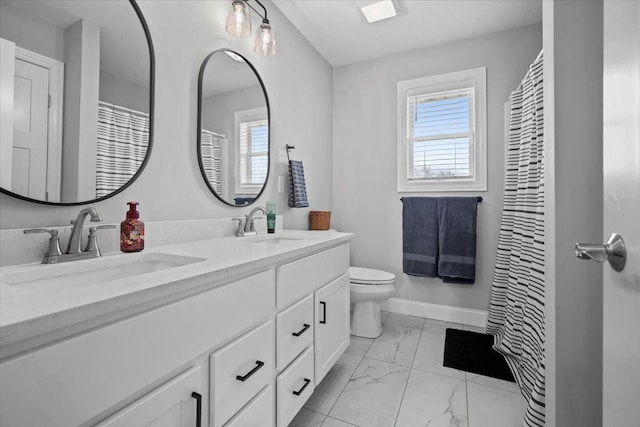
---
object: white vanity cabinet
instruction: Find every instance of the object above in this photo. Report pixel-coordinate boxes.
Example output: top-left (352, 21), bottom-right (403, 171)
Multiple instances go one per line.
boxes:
top-left (275, 244), bottom-right (350, 426)
top-left (0, 237), bottom-right (352, 427)
top-left (0, 269), bottom-right (276, 427)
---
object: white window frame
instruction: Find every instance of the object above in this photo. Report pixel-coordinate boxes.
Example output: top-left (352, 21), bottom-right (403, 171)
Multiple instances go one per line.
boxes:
top-left (397, 67), bottom-right (487, 192)
top-left (234, 107), bottom-right (268, 195)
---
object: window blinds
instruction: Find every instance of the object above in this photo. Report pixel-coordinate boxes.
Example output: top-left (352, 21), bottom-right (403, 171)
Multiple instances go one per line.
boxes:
top-left (407, 88), bottom-right (475, 180)
top-left (239, 119), bottom-right (268, 186)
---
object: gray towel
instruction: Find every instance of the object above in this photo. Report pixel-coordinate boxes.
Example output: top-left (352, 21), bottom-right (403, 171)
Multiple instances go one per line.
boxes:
top-left (437, 197), bottom-right (477, 284)
top-left (402, 197), bottom-right (438, 277)
top-left (288, 160), bottom-right (309, 208)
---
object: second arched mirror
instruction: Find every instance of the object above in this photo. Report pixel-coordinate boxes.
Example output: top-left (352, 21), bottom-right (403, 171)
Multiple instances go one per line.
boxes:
top-left (197, 49), bottom-right (270, 207)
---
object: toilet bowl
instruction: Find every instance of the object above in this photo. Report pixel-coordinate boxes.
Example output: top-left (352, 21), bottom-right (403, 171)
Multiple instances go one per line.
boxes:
top-left (349, 267), bottom-right (396, 338)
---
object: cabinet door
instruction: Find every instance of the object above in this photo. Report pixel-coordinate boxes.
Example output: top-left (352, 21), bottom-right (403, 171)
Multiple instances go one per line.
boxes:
top-left (314, 273), bottom-right (350, 383)
top-left (96, 367), bottom-right (203, 427)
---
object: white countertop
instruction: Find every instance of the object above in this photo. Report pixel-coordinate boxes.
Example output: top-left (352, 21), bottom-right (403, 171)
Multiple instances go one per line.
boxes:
top-left (0, 230), bottom-right (353, 359)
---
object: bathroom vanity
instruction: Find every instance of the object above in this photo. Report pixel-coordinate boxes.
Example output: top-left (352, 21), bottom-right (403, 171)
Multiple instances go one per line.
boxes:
top-left (0, 230), bottom-right (353, 427)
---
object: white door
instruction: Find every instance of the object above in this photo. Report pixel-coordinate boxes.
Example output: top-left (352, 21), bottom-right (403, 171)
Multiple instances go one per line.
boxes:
top-left (314, 273), bottom-right (350, 383)
top-left (96, 367), bottom-right (203, 427)
top-left (602, 1), bottom-right (640, 425)
top-left (12, 58), bottom-right (49, 199)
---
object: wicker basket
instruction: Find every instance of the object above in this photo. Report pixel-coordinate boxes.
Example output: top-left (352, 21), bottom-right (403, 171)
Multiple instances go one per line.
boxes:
top-left (309, 211), bottom-right (331, 230)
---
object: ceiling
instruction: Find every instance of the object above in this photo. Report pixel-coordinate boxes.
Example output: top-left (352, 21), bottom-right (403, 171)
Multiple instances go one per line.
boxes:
top-left (271, 0), bottom-right (542, 67)
top-left (2, 0), bottom-right (150, 88)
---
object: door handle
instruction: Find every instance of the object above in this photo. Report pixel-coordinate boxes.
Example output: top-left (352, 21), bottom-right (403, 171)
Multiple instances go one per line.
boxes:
top-left (235, 360), bottom-right (265, 381)
top-left (191, 392), bottom-right (202, 427)
top-left (292, 323), bottom-right (310, 337)
top-left (575, 233), bottom-right (626, 272)
top-left (319, 301), bottom-right (327, 324)
top-left (292, 378), bottom-right (311, 396)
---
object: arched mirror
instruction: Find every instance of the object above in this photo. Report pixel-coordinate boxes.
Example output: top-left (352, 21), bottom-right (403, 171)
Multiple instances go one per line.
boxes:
top-left (0, 0), bottom-right (154, 205)
top-left (197, 49), bottom-right (270, 207)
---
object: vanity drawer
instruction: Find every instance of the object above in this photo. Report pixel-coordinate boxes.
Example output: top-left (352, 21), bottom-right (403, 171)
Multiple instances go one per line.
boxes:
top-left (277, 244), bottom-right (349, 309)
top-left (225, 385), bottom-right (275, 427)
top-left (276, 346), bottom-right (314, 427)
top-left (276, 294), bottom-right (314, 371)
top-left (210, 320), bottom-right (275, 427)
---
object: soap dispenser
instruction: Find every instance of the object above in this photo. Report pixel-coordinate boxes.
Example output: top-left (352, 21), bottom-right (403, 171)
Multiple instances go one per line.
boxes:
top-left (121, 202), bottom-right (144, 252)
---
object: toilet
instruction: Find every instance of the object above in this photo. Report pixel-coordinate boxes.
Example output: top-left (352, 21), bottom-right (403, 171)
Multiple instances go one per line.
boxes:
top-left (349, 267), bottom-right (396, 338)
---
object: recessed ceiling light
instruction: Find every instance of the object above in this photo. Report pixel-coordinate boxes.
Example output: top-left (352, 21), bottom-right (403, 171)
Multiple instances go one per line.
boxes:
top-left (356, 0), bottom-right (397, 23)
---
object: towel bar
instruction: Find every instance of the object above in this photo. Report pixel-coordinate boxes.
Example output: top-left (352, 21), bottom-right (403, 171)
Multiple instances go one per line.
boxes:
top-left (400, 196), bottom-right (483, 203)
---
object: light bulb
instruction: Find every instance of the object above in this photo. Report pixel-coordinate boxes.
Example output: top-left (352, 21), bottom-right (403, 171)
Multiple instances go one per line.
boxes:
top-left (225, 0), bottom-right (251, 38)
top-left (254, 20), bottom-right (276, 56)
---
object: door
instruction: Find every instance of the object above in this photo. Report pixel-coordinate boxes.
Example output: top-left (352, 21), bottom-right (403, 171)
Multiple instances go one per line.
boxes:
top-left (314, 273), bottom-right (350, 383)
top-left (12, 58), bottom-right (49, 199)
top-left (96, 367), bottom-right (203, 427)
top-left (602, 1), bottom-right (640, 425)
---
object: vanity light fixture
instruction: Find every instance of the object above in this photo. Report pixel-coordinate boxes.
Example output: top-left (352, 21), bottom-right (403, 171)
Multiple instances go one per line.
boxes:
top-left (355, 0), bottom-right (397, 23)
top-left (225, 0), bottom-right (276, 56)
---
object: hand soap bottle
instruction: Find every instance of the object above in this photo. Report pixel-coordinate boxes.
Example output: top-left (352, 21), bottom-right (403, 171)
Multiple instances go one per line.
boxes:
top-left (121, 202), bottom-right (144, 252)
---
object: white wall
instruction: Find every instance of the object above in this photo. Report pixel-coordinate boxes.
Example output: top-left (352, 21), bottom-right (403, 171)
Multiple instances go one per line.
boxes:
top-left (0, 2), bottom-right (65, 62)
top-left (543, 1), bottom-right (603, 426)
top-left (0, 0), bottom-right (333, 230)
top-left (99, 71), bottom-right (149, 113)
top-left (333, 24), bottom-right (542, 311)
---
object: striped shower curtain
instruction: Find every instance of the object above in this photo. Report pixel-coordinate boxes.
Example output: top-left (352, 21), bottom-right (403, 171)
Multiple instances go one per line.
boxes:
top-left (200, 129), bottom-right (225, 195)
top-left (487, 52), bottom-right (545, 427)
top-left (96, 102), bottom-right (149, 197)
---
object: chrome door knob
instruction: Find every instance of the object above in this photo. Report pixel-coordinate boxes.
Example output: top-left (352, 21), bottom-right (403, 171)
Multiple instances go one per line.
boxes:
top-left (575, 233), bottom-right (626, 272)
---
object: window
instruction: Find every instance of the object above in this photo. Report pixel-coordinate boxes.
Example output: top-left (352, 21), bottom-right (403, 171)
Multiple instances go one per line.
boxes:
top-left (397, 67), bottom-right (486, 192)
top-left (235, 107), bottom-right (268, 194)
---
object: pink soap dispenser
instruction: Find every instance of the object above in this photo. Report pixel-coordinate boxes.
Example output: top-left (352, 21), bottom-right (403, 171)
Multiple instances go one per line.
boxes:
top-left (120, 202), bottom-right (145, 252)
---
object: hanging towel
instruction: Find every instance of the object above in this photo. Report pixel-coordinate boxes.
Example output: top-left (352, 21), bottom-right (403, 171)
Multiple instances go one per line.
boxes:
top-left (402, 197), bottom-right (439, 277)
top-left (437, 197), bottom-right (478, 284)
top-left (288, 160), bottom-right (309, 208)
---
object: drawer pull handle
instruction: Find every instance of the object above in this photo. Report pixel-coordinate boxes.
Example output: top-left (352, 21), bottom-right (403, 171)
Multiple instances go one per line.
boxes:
top-left (292, 378), bottom-right (311, 396)
top-left (292, 323), bottom-right (311, 337)
top-left (191, 392), bottom-right (202, 427)
top-left (320, 301), bottom-right (327, 324)
top-left (236, 360), bottom-right (265, 382)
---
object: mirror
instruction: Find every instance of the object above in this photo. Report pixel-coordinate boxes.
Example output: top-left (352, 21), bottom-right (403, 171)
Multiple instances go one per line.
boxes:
top-left (197, 49), bottom-right (270, 207)
top-left (0, 0), bottom-right (154, 205)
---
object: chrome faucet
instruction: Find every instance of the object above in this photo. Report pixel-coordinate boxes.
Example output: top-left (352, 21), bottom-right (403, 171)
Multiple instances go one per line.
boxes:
top-left (24, 207), bottom-right (115, 264)
top-left (232, 206), bottom-right (266, 237)
top-left (67, 207), bottom-right (103, 254)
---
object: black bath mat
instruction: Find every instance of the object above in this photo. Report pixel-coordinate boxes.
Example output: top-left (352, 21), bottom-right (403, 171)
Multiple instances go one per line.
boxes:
top-left (443, 328), bottom-right (515, 382)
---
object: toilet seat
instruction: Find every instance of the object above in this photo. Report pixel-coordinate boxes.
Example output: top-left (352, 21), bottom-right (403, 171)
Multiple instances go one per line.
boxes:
top-left (349, 267), bottom-right (395, 285)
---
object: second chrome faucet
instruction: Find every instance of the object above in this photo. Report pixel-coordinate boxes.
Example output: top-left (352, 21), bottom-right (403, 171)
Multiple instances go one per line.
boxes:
top-left (233, 207), bottom-right (266, 237)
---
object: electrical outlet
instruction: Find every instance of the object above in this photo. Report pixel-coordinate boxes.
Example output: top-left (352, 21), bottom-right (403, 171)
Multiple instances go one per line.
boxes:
top-left (278, 175), bottom-right (286, 193)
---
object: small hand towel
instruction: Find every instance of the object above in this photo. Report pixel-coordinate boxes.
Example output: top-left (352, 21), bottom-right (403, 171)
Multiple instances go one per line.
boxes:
top-left (437, 197), bottom-right (478, 284)
top-left (288, 160), bottom-right (309, 208)
top-left (402, 197), bottom-right (439, 277)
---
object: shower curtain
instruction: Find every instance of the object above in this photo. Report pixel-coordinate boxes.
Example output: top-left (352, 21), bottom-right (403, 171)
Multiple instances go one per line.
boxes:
top-left (487, 52), bottom-right (545, 427)
top-left (96, 102), bottom-right (149, 197)
top-left (200, 129), bottom-right (225, 195)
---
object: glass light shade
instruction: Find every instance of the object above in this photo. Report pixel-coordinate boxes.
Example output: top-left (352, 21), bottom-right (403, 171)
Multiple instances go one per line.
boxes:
top-left (225, 0), bottom-right (251, 38)
top-left (254, 21), bottom-right (276, 56)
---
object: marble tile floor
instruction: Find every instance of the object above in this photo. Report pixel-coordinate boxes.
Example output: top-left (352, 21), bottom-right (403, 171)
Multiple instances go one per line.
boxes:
top-left (290, 312), bottom-right (526, 427)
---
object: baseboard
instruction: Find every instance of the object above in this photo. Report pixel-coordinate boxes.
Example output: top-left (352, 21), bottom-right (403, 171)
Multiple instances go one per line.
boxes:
top-left (381, 298), bottom-right (488, 328)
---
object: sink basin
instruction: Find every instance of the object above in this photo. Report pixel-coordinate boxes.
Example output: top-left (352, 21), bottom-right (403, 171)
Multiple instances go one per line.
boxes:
top-left (1, 252), bottom-right (205, 293)
top-left (250, 236), bottom-right (303, 244)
